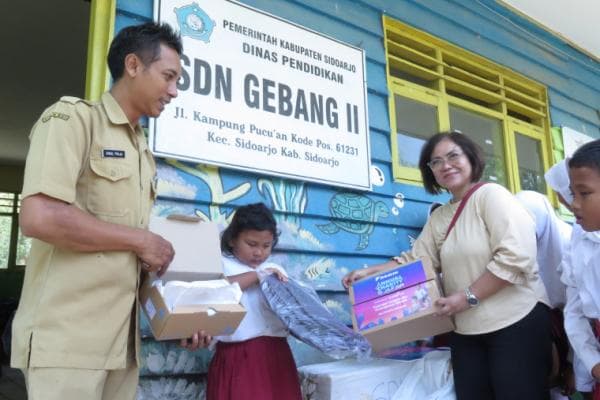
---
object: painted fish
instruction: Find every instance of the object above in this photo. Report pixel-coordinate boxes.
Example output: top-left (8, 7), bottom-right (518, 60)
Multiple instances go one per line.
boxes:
top-left (304, 259), bottom-right (333, 280)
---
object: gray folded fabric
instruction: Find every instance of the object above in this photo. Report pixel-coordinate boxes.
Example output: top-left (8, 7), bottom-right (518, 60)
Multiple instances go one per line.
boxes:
top-left (261, 275), bottom-right (371, 360)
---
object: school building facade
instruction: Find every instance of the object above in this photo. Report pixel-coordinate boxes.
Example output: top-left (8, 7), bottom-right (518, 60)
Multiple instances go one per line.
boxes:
top-left (0, 0), bottom-right (599, 398)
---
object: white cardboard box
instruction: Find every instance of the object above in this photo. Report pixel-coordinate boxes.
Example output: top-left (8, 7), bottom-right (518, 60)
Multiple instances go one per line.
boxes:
top-left (299, 357), bottom-right (414, 400)
top-left (140, 215), bottom-right (246, 340)
top-left (298, 351), bottom-right (453, 400)
top-left (149, 215), bottom-right (223, 281)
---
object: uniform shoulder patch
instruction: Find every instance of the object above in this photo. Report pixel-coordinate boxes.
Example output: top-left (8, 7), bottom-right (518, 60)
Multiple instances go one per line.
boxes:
top-left (42, 96), bottom-right (93, 123)
top-left (41, 111), bottom-right (71, 123)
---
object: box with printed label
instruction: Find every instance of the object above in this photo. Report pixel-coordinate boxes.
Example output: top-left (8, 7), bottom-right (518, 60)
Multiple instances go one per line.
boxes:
top-left (139, 215), bottom-right (246, 340)
top-left (349, 258), bottom-right (435, 305)
top-left (350, 258), bottom-right (454, 351)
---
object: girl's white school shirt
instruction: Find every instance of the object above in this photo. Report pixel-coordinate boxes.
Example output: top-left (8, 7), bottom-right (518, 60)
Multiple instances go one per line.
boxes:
top-left (562, 224), bottom-right (600, 379)
top-left (214, 256), bottom-right (289, 343)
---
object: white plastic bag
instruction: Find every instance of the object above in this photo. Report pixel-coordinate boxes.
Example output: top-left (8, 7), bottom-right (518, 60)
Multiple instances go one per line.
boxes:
top-left (391, 350), bottom-right (455, 400)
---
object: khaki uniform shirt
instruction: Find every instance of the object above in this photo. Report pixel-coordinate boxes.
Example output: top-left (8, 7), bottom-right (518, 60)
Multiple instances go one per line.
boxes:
top-left (396, 183), bottom-right (548, 334)
top-left (11, 92), bottom-right (156, 369)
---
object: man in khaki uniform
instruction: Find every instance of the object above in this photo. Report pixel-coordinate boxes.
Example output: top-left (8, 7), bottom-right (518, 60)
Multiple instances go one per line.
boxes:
top-left (11, 22), bottom-right (182, 399)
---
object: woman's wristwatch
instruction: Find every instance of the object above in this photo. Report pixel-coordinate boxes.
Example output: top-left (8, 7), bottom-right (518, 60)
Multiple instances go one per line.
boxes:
top-left (465, 287), bottom-right (480, 307)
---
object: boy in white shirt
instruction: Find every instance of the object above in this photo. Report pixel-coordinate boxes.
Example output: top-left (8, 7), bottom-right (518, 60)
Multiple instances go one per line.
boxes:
top-left (561, 139), bottom-right (600, 400)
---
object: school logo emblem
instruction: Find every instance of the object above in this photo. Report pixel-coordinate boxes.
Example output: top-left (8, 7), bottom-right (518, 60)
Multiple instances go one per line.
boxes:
top-left (174, 3), bottom-right (215, 43)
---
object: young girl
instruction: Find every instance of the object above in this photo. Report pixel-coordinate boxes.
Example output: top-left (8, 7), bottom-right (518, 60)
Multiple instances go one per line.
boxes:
top-left (561, 139), bottom-right (600, 400)
top-left (206, 202), bottom-right (302, 400)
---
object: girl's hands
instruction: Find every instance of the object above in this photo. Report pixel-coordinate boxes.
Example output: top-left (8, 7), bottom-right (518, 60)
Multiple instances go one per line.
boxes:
top-left (180, 330), bottom-right (212, 351)
top-left (434, 291), bottom-right (470, 317)
top-left (262, 267), bottom-right (288, 282)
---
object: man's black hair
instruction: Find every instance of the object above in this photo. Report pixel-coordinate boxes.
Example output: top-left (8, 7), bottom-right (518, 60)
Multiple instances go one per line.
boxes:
top-left (107, 21), bottom-right (182, 80)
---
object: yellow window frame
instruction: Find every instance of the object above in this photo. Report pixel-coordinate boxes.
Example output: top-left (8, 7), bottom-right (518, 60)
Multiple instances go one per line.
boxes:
top-left (389, 81), bottom-right (449, 183)
top-left (506, 118), bottom-right (552, 196)
top-left (383, 15), bottom-right (552, 195)
top-left (85, 0), bottom-right (116, 100)
top-left (447, 99), bottom-right (516, 189)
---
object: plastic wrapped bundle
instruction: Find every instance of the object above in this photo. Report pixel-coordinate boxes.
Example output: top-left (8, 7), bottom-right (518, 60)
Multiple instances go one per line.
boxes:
top-left (261, 275), bottom-right (371, 360)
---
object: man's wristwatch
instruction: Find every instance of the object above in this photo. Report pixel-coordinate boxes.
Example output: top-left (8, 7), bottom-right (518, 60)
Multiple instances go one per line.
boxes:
top-left (465, 287), bottom-right (480, 307)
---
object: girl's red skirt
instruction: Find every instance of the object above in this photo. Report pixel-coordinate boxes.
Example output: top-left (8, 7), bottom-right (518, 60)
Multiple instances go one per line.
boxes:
top-left (207, 336), bottom-right (302, 400)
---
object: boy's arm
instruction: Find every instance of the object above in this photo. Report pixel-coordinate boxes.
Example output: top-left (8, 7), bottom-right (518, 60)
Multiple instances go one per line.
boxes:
top-left (563, 283), bottom-right (600, 379)
top-left (561, 227), bottom-right (600, 379)
top-left (574, 354), bottom-right (595, 392)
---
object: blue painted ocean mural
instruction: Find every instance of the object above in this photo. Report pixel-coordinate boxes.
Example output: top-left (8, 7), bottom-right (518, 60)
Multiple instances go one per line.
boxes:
top-left (157, 159), bottom-right (251, 225)
top-left (258, 177), bottom-right (307, 226)
top-left (137, 376), bottom-right (205, 400)
top-left (153, 158), bottom-right (414, 259)
top-left (317, 192), bottom-right (390, 250)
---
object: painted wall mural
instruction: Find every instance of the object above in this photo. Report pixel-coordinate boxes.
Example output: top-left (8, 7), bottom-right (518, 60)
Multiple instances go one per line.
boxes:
top-left (257, 178), bottom-right (307, 226)
top-left (137, 377), bottom-right (204, 400)
top-left (152, 159), bottom-right (414, 290)
top-left (162, 159), bottom-right (251, 224)
top-left (317, 192), bottom-right (390, 250)
top-left (304, 257), bottom-right (333, 281)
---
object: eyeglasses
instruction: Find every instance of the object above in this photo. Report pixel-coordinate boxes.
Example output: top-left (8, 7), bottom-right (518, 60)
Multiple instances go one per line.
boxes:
top-left (427, 150), bottom-right (464, 171)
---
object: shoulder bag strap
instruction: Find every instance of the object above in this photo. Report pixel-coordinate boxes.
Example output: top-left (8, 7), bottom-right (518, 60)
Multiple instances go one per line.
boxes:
top-left (444, 182), bottom-right (487, 239)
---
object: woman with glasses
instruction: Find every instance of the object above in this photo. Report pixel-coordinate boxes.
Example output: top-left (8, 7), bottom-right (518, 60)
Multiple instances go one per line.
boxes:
top-left (343, 131), bottom-right (552, 400)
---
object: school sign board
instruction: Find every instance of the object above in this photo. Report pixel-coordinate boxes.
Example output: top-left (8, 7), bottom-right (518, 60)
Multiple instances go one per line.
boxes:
top-left (151, 0), bottom-right (371, 190)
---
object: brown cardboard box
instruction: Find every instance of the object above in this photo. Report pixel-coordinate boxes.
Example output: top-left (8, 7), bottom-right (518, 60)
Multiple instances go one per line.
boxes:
top-left (140, 278), bottom-right (246, 340)
top-left (350, 259), bottom-right (454, 352)
top-left (140, 215), bottom-right (246, 340)
top-left (149, 215), bottom-right (223, 281)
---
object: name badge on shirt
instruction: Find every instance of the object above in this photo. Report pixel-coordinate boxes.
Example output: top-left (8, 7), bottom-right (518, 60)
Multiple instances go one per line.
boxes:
top-left (102, 149), bottom-right (126, 158)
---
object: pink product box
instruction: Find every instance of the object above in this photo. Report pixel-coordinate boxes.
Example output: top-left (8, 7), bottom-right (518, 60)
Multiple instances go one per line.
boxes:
top-left (353, 281), bottom-right (434, 332)
top-left (349, 259), bottom-right (434, 305)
